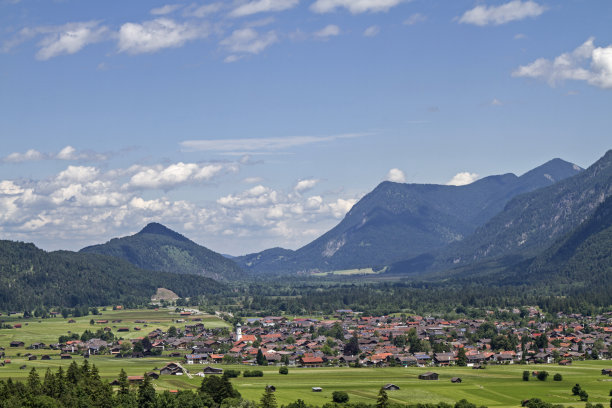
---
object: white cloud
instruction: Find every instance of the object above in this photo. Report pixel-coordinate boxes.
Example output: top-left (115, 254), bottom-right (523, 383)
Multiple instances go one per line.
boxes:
top-left (118, 18), bottom-right (207, 54)
top-left (403, 13), bottom-right (426, 25)
top-left (294, 179), bottom-right (319, 193)
top-left (386, 168), bottom-right (406, 183)
top-left (363, 25), bottom-right (380, 37)
top-left (491, 98), bottom-right (503, 106)
top-left (458, 0), bottom-right (546, 26)
top-left (181, 133), bottom-right (368, 152)
top-left (2, 146), bottom-right (108, 163)
top-left (446, 172), bottom-right (479, 186)
top-left (217, 185), bottom-right (278, 208)
top-left (56, 166), bottom-right (100, 183)
top-left (230, 0), bottom-right (299, 17)
top-left (513, 38), bottom-right (612, 89)
top-left (184, 3), bottom-right (224, 17)
top-left (243, 177), bottom-right (264, 184)
top-left (514, 33), bottom-right (527, 40)
top-left (126, 162), bottom-right (232, 190)
top-left (34, 21), bottom-right (108, 60)
top-left (0, 181), bottom-right (25, 195)
top-left (220, 28), bottom-right (278, 54)
top-left (3, 149), bottom-right (44, 163)
top-left (150, 4), bottom-right (183, 15)
top-left (311, 0), bottom-right (407, 14)
top-left (315, 24), bottom-right (340, 38)
top-left (328, 198), bottom-right (357, 218)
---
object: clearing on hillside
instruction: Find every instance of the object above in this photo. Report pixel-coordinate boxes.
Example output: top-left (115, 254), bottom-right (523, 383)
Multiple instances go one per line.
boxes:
top-left (151, 287), bottom-right (179, 301)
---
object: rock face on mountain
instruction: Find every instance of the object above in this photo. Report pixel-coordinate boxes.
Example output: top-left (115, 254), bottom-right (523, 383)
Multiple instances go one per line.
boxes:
top-left (80, 223), bottom-right (244, 281)
top-left (237, 158), bottom-right (582, 274)
top-left (429, 150), bottom-right (612, 271)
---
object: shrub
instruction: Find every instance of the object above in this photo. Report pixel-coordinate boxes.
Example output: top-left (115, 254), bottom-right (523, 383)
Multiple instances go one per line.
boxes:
top-left (572, 384), bottom-right (582, 396)
top-left (553, 374), bottom-right (562, 381)
top-left (579, 390), bottom-right (589, 402)
top-left (332, 391), bottom-right (349, 403)
top-left (279, 366), bottom-right (288, 375)
top-left (223, 369), bottom-right (240, 378)
top-left (523, 371), bottom-right (530, 381)
top-left (537, 371), bottom-right (549, 381)
top-left (244, 370), bottom-right (264, 377)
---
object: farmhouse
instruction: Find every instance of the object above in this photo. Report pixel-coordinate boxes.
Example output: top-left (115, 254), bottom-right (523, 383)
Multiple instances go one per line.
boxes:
top-left (418, 372), bottom-right (439, 380)
top-left (10, 341), bottom-right (24, 348)
top-left (202, 366), bottom-right (223, 375)
top-left (160, 362), bottom-right (184, 376)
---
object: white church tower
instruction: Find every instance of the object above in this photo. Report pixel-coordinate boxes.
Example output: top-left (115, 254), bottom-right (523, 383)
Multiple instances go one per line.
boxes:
top-left (236, 323), bottom-right (242, 342)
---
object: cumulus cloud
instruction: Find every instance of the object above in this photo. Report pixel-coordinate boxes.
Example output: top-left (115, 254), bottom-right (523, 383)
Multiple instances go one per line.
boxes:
top-left (181, 133), bottom-right (369, 153)
top-left (363, 25), bottom-right (380, 37)
top-left (314, 24), bottom-right (340, 38)
top-left (220, 28), bottom-right (278, 55)
top-left (118, 18), bottom-right (207, 54)
top-left (294, 179), bottom-right (319, 193)
top-left (56, 166), bottom-right (100, 183)
top-left (512, 37), bottom-right (612, 89)
top-left (230, 0), bottom-right (299, 17)
top-left (150, 4), bottom-right (183, 15)
top-left (311, 0), bottom-right (407, 14)
top-left (125, 162), bottom-right (235, 190)
top-left (446, 172), bottom-right (479, 186)
top-left (0, 160), bottom-right (361, 254)
top-left (458, 0), bottom-right (546, 26)
top-left (386, 168), bottom-right (406, 183)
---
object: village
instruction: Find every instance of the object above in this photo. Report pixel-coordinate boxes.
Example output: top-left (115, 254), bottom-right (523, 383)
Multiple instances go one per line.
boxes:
top-left (5, 307), bottom-right (611, 377)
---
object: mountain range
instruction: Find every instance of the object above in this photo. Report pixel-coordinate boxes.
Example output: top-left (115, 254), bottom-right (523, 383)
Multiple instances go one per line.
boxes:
top-left (390, 149), bottom-right (612, 275)
top-left (236, 158), bottom-right (583, 274)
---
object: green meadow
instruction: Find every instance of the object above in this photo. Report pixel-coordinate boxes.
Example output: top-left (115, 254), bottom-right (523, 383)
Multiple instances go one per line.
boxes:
top-left (1, 309), bottom-right (611, 407)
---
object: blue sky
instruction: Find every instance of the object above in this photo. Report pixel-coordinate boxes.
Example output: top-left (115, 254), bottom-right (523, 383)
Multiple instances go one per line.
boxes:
top-left (1, 0), bottom-right (611, 255)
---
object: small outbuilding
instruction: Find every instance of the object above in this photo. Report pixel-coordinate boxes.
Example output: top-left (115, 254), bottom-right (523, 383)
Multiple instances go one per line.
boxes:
top-left (265, 385), bottom-right (276, 392)
top-left (451, 377), bottom-right (462, 383)
top-left (383, 384), bottom-right (400, 390)
top-left (312, 387), bottom-right (323, 392)
top-left (418, 372), bottom-right (439, 380)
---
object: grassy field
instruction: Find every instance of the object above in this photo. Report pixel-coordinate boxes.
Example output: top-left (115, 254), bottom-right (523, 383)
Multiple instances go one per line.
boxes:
top-left (1, 310), bottom-right (611, 407)
top-left (0, 308), bottom-right (229, 346)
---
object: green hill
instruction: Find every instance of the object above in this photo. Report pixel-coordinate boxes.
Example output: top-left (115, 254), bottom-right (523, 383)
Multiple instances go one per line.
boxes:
top-left (0, 240), bottom-right (224, 310)
top-left (80, 223), bottom-right (244, 281)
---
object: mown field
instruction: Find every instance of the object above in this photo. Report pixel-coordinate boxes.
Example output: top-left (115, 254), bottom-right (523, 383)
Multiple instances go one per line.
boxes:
top-left (0, 309), bottom-right (611, 407)
top-left (0, 308), bottom-right (229, 345)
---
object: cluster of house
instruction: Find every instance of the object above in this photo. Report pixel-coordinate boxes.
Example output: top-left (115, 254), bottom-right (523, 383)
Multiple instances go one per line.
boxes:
top-left (9, 308), bottom-right (612, 370)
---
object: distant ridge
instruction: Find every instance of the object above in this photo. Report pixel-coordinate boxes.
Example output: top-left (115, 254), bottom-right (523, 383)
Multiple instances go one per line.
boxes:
top-left (81, 223), bottom-right (244, 281)
top-left (237, 157), bottom-right (582, 274)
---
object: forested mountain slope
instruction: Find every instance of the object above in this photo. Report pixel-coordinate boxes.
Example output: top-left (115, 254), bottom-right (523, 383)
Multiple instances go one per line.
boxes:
top-left (80, 223), bottom-right (244, 281)
top-left (0, 240), bottom-right (224, 310)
